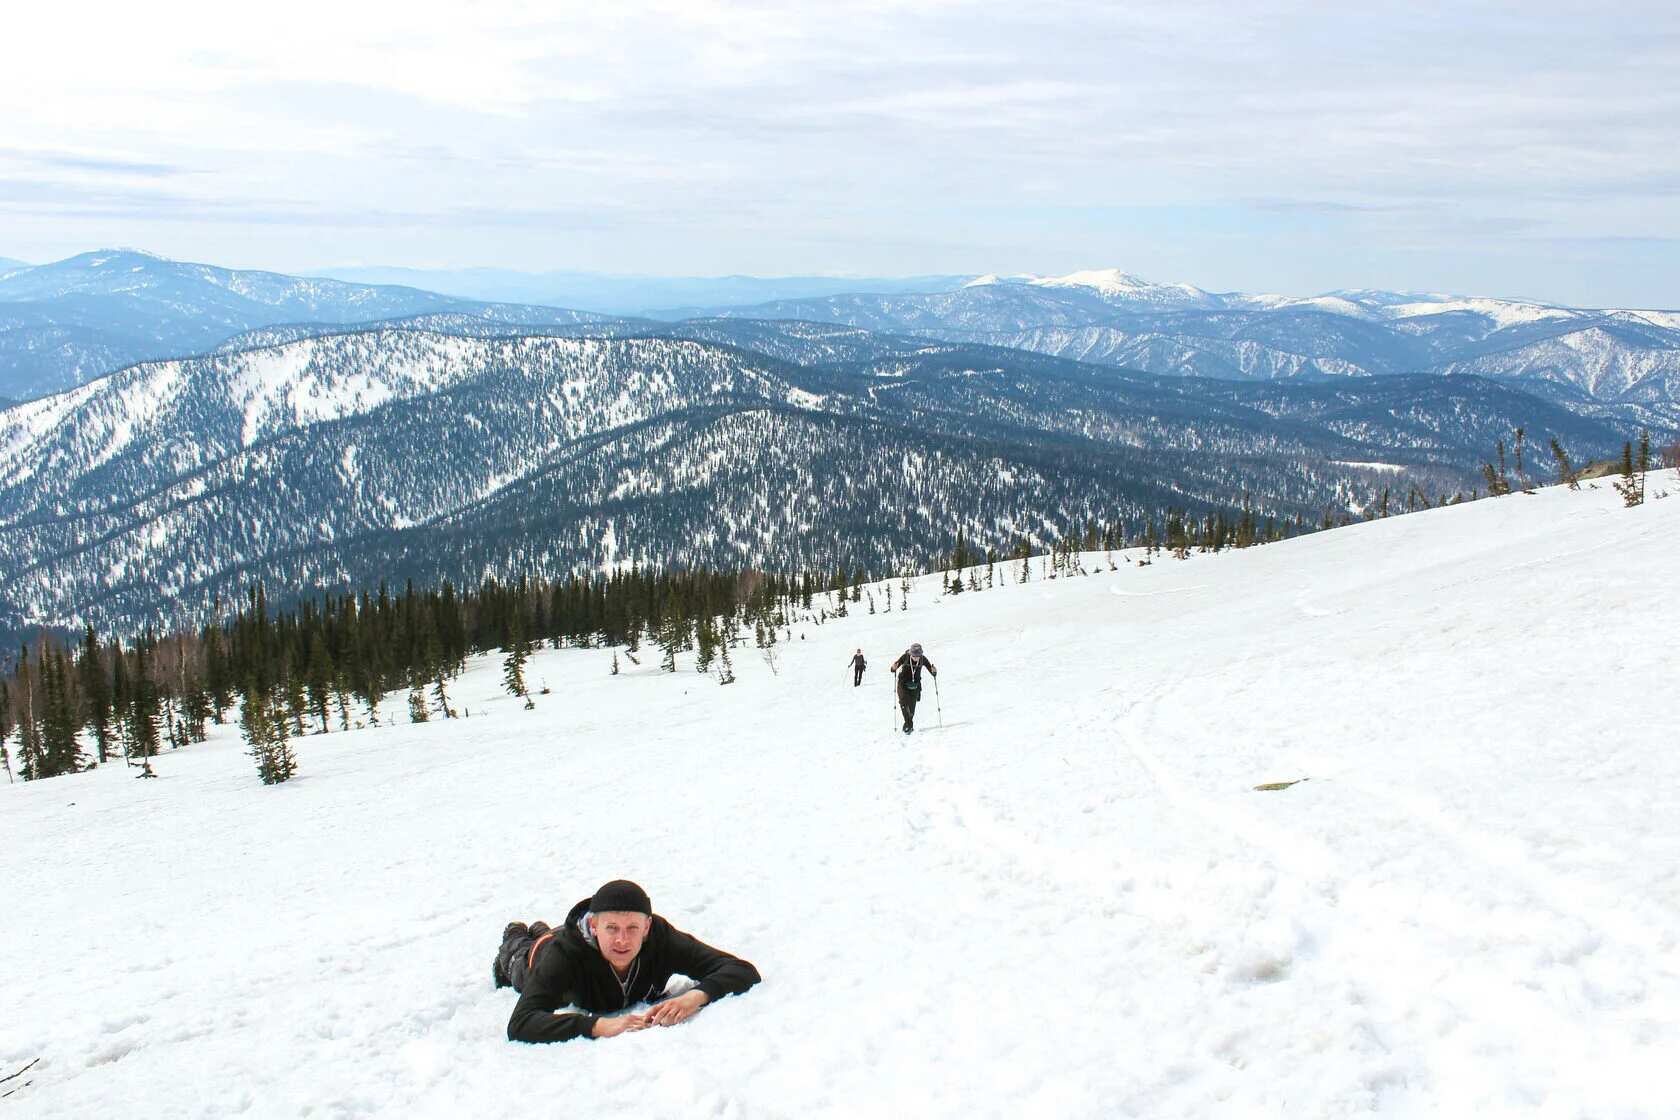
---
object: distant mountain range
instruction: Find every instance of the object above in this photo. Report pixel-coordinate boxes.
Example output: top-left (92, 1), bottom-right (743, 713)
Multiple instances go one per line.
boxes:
top-left (0, 250), bottom-right (612, 400)
top-left (0, 315), bottom-right (1643, 635)
top-left (5, 253), bottom-right (1678, 416)
top-left (2, 250), bottom-right (1672, 637)
top-left (693, 270), bottom-right (1680, 407)
top-left (308, 265), bottom-right (970, 318)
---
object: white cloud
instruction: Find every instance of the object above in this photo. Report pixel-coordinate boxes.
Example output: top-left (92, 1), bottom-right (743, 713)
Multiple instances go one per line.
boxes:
top-left (3, 0), bottom-right (1679, 303)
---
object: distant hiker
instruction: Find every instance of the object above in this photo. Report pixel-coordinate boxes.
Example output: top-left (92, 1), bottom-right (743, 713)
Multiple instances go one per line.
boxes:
top-left (493, 879), bottom-right (760, 1044)
top-left (850, 649), bottom-right (867, 686)
top-left (889, 642), bottom-right (937, 733)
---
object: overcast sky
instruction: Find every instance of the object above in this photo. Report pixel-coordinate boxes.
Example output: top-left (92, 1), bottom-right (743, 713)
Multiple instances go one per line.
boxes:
top-left (3, 1), bottom-right (1678, 306)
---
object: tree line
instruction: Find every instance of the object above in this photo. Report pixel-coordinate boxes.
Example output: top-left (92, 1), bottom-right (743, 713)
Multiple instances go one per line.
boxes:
top-left (10, 431), bottom-right (1661, 790)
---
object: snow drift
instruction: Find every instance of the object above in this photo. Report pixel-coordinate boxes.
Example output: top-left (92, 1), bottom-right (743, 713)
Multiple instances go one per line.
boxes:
top-left (3, 473), bottom-right (1678, 1117)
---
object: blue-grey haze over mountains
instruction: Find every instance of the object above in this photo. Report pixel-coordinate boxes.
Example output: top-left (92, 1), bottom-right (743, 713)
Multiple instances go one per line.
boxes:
top-left (2, 246), bottom-right (1674, 633)
top-left (4, 2), bottom-right (1679, 308)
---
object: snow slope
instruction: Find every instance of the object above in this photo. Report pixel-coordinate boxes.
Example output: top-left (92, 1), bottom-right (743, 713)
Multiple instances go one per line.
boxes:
top-left (4, 474), bottom-right (1679, 1117)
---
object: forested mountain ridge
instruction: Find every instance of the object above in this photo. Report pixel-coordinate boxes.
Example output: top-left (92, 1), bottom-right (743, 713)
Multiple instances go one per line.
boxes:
top-left (9, 251), bottom-right (1680, 416)
top-left (691, 271), bottom-right (1680, 407)
top-left (0, 250), bottom-right (613, 401)
top-left (0, 322), bottom-right (1642, 637)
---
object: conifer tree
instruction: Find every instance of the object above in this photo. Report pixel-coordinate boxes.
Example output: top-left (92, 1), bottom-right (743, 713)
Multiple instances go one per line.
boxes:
top-left (305, 633), bottom-right (335, 733)
top-left (126, 643), bottom-right (161, 764)
top-left (0, 683), bottom-right (12, 783)
top-left (657, 586), bottom-right (685, 672)
top-left (1549, 437), bottom-right (1580, 490)
top-left (1482, 439), bottom-right (1512, 496)
top-left (1638, 429), bottom-right (1651, 503)
top-left (1615, 439), bottom-right (1644, 507)
top-left (13, 647), bottom-right (42, 781)
top-left (717, 639), bottom-right (736, 685)
top-left (41, 645), bottom-right (83, 777)
top-left (245, 682), bottom-right (297, 785)
top-left (502, 612), bottom-right (533, 706)
top-left (203, 615), bottom-right (232, 722)
top-left (79, 625), bottom-right (112, 763)
top-left (429, 657), bottom-right (455, 719)
top-left (282, 656), bottom-right (308, 738)
top-left (695, 615), bottom-right (718, 674)
top-left (408, 674), bottom-right (430, 723)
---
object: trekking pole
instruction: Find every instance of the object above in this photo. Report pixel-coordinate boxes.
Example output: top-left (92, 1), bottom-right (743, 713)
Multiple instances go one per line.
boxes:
top-left (934, 674), bottom-right (943, 728)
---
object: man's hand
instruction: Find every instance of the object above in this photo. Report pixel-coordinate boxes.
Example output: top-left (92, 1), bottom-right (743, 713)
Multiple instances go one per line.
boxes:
top-left (591, 1012), bottom-right (650, 1039)
top-left (646, 990), bottom-right (710, 1027)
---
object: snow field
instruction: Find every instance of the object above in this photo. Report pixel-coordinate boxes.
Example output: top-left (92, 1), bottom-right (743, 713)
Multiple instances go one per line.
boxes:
top-left (3, 473), bottom-right (1678, 1117)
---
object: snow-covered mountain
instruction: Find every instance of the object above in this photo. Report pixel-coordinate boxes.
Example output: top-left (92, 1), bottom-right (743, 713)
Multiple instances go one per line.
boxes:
top-left (967, 268), bottom-right (1222, 310)
top-left (0, 250), bottom-right (614, 401)
top-left (5, 473), bottom-right (1676, 1117)
top-left (696, 270), bottom-right (1680, 407)
top-left (312, 264), bottom-right (971, 316)
top-left (10, 251), bottom-right (1675, 415)
top-left (0, 319), bottom-right (1643, 635)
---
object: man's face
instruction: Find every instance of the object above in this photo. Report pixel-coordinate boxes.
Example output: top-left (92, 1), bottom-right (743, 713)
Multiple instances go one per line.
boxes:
top-left (589, 910), bottom-right (650, 971)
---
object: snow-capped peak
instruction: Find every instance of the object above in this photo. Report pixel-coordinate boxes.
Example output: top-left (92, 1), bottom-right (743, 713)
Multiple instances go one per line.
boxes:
top-left (963, 273), bottom-right (1042, 288)
top-left (1028, 268), bottom-right (1220, 308)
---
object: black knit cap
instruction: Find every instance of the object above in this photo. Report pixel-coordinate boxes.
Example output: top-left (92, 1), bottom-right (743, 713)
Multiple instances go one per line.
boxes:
top-left (591, 879), bottom-right (652, 916)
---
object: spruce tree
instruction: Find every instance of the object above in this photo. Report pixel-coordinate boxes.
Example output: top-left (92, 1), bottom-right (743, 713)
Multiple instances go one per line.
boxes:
top-left (264, 685), bottom-right (298, 783)
top-left (1615, 440), bottom-right (1642, 507)
top-left (245, 683), bottom-right (297, 785)
top-left (0, 683), bottom-right (12, 783)
top-left (1638, 429), bottom-right (1652, 503)
top-left (1549, 437), bottom-right (1580, 490)
top-left (305, 633), bottom-right (335, 733)
top-left (203, 618), bottom-right (232, 722)
top-left (14, 647), bottom-right (42, 781)
top-left (42, 645), bottom-right (83, 777)
top-left (408, 674), bottom-right (430, 723)
top-left (502, 612), bottom-right (532, 706)
top-left (79, 625), bottom-right (112, 763)
top-left (695, 615), bottom-right (717, 674)
top-left (283, 658), bottom-right (308, 738)
top-left (717, 640), bottom-right (735, 685)
top-left (657, 586), bottom-right (685, 672)
top-left (126, 643), bottom-right (161, 764)
top-left (110, 643), bottom-right (131, 736)
top-left (1482, 439), bottom-right (1512, 496)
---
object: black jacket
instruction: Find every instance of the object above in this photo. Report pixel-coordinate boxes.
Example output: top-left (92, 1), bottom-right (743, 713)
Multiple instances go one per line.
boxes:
top-left (507, 897), bottom-right (761, 1044)
top-left (850, 654), bottom-right (867, 670)
top-left (889, 651), bottom-right (936, 689)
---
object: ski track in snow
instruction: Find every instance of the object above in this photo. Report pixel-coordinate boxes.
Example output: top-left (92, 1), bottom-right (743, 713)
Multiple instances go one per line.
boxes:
top-left (3, 475), bottom-right (1679, 1117)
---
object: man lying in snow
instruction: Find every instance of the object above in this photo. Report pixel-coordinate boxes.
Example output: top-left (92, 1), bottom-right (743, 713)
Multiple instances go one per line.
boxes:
top-left (493, 879), bottom-right (761, 1043)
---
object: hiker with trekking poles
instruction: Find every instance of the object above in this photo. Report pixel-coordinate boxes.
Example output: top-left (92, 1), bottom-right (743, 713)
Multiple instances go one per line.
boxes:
top-left (889, 643), bottom-right (938, 734)
top-left (849, 649), bottom-right (867, 687)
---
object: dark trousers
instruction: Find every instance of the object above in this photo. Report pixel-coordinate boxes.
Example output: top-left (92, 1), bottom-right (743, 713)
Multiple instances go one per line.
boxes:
top-left (853, 667), bottom-right (865, 686)
top-left (498, 925), bottom-right (550, 993)
top-left (897, 684), bottom-right (920, 728)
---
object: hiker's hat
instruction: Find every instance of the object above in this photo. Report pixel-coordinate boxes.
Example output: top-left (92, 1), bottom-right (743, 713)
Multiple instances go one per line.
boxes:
top-left (591, 880), bottom-right (651, 916)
